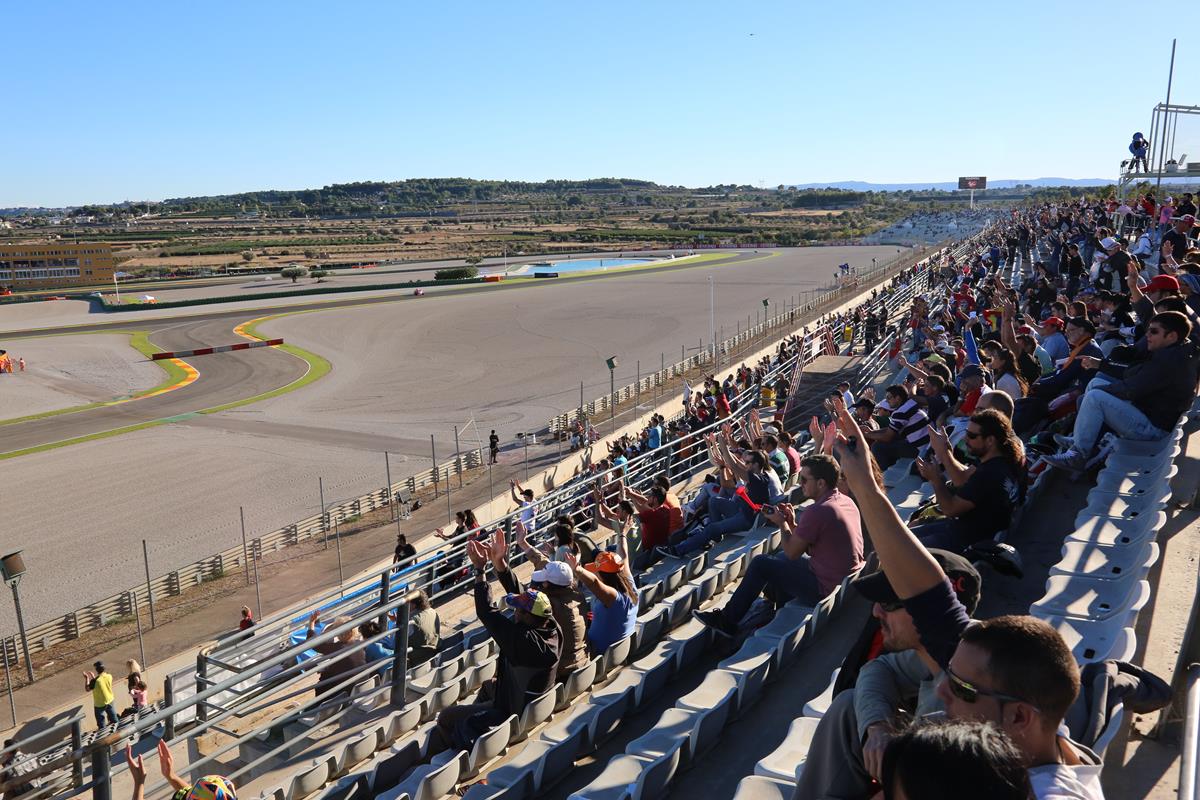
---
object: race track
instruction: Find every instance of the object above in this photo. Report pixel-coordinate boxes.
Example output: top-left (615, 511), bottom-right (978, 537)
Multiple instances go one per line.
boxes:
top-left (0, 244), bottom-right (911, 628)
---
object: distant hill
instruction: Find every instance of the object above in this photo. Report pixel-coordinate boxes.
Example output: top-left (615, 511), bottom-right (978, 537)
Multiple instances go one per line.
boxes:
top-left (790, 178), bottom-right (1114, 191)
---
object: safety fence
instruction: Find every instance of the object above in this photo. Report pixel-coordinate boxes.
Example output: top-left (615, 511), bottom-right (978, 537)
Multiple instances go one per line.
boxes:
top-left (2, 241), bottom-right (941, 668)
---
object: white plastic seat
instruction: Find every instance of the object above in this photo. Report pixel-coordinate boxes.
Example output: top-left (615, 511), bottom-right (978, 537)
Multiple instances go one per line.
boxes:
top-left (587, 685), bottom-right (635, 745)
top-left (715, 648), bottom-right (773, 711)
top-left (1050, 541), bottom-right (1159, 581)
top-left (382, 704), bottom-right (422, 746)
top-left (599, 636), bottom-right (632, 678)
top-left (1092, 702), bottom-right (1125, 757)
top-left (630, 606), bottom-right (669, 659)
top-left (1067, 512), bottom-right (1166, 548)
top-left (1031, 575), bottom-right (1151, 622)
top-left (677, 669), bottom-right (742, 719)
top-left (568, 750), bottom-right (679, 800)
top-left (732, 775), bottom-right (798, 800)
top-left (626, 701), bottom-right (731, 771)
top-left (336, 727), bottom-right (382, 777)
top-left (690, 567), bottom-right (723, 605)
top-left (1095, 465), bottom-right (1178, 495)
top-left (802, 668), bottom-right (841, 718)
top-left (459, 714), bottom-right (517, 780)
top-left (1075, 495), bottom-right (1165, 527)
top-left (1047, 615), bottom-right (1137, 664)
top-left (754, 716), bottom-right (820, 782)
top-left (662, 585), bottom-right (696, 629)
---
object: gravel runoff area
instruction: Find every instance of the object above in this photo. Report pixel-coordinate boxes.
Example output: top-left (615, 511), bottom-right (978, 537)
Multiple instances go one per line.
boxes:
top-left (0, 244), bottom-right (906, 629)
top-left (0, 333), bottom-right (163, 419)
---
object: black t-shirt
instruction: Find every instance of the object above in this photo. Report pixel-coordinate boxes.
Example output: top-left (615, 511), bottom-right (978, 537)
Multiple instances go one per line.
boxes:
top-left (1017, 351), bottom-right (1042, 385)
top-left (1097, 251), bottom-right (1131, 292)
top-left (1165, 229), bottom-right (1190, 261)
top-left (744, 471), bottom-right (771, 506)
top-left (1179, 200), bottom-right (1197, 218)
top-left (954, 456), bottom-right (1021, 540)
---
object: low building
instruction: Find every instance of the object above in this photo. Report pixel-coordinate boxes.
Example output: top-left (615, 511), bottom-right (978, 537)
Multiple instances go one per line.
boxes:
top-left (0, 242), bottom-right (116, 289)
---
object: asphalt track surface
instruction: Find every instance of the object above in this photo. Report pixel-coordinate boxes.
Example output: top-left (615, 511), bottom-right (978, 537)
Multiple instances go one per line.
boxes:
top-left (0, 245), bottom-right (908, 627)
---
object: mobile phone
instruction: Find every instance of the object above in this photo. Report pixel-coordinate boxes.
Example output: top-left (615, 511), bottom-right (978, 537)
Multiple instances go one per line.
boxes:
top-left (761, 504), bottom-right (776, 515)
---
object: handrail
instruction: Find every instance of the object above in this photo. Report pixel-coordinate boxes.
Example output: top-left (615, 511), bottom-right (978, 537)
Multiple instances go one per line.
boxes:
top-left (1181, 663), bottom-right (1200, 800)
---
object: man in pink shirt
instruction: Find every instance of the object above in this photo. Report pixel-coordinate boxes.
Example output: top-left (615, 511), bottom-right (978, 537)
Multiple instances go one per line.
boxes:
top-left (693, 454), bottom-right (864, 637)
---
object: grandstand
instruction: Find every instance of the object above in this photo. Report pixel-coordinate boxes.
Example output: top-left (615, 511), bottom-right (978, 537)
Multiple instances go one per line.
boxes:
top-left (3, 213), bottom-right (1199, 800)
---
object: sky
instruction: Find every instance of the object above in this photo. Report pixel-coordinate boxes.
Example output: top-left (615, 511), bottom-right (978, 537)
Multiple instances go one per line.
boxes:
top-left (2, 1), bottom-right (1192, 207)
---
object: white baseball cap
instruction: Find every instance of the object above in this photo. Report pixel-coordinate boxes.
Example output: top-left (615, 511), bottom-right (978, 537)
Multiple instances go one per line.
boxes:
top-left (531, 561), bottom-right (574, 587)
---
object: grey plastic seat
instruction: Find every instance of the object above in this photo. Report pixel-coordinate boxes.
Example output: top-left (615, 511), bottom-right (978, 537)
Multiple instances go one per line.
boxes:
top-left (627, 698), bottom-right (733, 768)
top-left (714, 648), bottom-right (773, 712)
top-left (1095, 466), bottom-right (1178, 495)
top-left (1075, 495), bottom-right (1166, 527)
top-left (493, 721), bottom-right (588, 796)
top-left (599, 636), bottom-right (632, 678)
top-left (459, 714), bottom-right (517, 780)
top-left (377, 751), bottom-right (462, 800)
top-left (689, 567), bottom-right (722, 605)
top-left (588, 685), bottom-right (635, 745)
top-left (662, 585), bottom-right (696, 629)
top-left (754, 716), bottom-right (820, 782)
top-left (383, 704), bottom-right (423, 746)
top-left (556, 658), bottom-right (600, 712)
top-left (336, 727), bottom-right (382, 777)
top-left (288, 758), bottom-right (332, 800)
top-left (420, 676), bottom-right (464, 721)
top-left (664, 617), bottom-right (713, 669)
top-left (514, 686), bottom-right (558, 742)
top-left (630, 606), bottom-right (669, 659)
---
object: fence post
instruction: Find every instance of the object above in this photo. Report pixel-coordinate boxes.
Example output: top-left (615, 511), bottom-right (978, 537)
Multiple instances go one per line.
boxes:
top-left (385, 452), bottom-right (395, 520)
top-left (90, 737), bottom-right (112, 800)
top-left (430, 436), bottom-right (438, 498)
top-left (142, 540), bottom-right (156, 628)
top-left (389, 600), bottom-right (411, 707)
top-left (454, 425), bottom-right (463, 489)
top-left (239, 506), bottom-right (250, 585)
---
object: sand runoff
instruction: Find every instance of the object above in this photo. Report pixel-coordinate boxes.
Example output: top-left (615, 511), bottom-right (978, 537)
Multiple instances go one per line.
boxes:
top-left (0, 333), bottom-right (163, 420)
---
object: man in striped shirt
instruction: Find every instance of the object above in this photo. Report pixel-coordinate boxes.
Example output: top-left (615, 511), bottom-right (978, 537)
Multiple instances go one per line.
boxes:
top-left (864, 384), bottom-right (930, 469)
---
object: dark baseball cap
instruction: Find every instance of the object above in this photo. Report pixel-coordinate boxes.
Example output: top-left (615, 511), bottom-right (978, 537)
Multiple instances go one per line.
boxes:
top-left (852, 549), bottom-right (982, 613)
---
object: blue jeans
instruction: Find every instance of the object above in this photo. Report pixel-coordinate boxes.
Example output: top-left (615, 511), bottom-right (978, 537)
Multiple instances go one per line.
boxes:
top-left (1073, 388), bottom-right (1169, 455)
top-left (95, 703), bottom-right (117, 728)
top-left (722, 553), bottom-right (821, 624)
top-left (676, 500), bottom-right (753, 555)
top-left (912, 519), bottom-right (975, 555)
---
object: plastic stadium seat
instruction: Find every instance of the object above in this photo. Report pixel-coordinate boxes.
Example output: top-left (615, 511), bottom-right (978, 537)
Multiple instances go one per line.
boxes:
top-left (802, 668), bottom-right (841, 718)
top-left (689, 567), bottom-right (723, 605)
top-left (568, 750), bottom-right (678, 800)
top-left (514, 686), bottom-right (558, 742)
top-left (751, 613), bottom-right (811, 670)
top-left (630, 607), bottom-right (669, 659)
top-left (1047, 615), bottom-right (1137, 664)
top-left (662, 585), bottom-right (696, 629)
top-left (314, 773), bottom-right (369, 800)
top-left (459, 714), bottom-right (517, 780)
top-left (588, 685), bottom-right (636, 745)
top-left (1050, 541), bottom-right (1160, 582)
top-left (1031, 575), bottom-right (1151, 622)
top-left (627, 699), bottom-right (733, 768)
top-left (1095, 466), bottom-right (1178, 495)
top-left (754, 716), bottom-right (820, 782)
top-left (732, 775), bottom-right (796, 800)
top-left (720, 552), bottom-right (748, 583)
top-left (497, 723), bottom-right (588, 796)
top-left (678, 670), bottom-right (742, 719)
top-left (1067, 512), bottom-right (1166, 548)
top-left (1075, 495), bottom-right (1165, 527)
top-left (556, 658), bottom-right (600, 712)
top-left (715, 648), bottom-right (773, 712)
top-left (420, 676), bottom-right (464, 721)
top-left (599, 636), bottom-right (632, 679)
top-left (288, 759), bottom-right (333, 800)
top-left (335, 727), bottom-right (382, 777)
top-left (370, 738), bottom-right (425, 795)
top-left (376, 751), bottom-right (462, 800)
top-left (637, 581), bottom-right (663, 613)
top-left (664, 617), bottom-right (713, 670)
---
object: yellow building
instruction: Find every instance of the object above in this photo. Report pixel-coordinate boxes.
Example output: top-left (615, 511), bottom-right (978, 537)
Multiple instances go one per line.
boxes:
top-left (0, 242), bottom-right (117, 290)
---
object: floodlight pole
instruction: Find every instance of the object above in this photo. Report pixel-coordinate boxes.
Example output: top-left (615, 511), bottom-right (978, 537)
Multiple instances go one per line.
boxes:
top-left (1155, 39), bottom-right (1177, 198)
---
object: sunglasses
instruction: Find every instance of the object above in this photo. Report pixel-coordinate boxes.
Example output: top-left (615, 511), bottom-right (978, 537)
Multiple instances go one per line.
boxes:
top-left (943, 664), bottom-right (1040, 711)
top-left (965, 430), bottom-right (984, 440)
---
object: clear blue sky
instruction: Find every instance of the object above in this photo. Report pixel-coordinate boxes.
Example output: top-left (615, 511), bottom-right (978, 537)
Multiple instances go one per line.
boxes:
top-left (3, 1), bottom-right (1189, 207)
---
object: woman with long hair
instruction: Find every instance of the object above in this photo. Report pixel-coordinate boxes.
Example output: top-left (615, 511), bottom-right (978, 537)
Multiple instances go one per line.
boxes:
top-left (987, 346), bottom-right (1028, 398)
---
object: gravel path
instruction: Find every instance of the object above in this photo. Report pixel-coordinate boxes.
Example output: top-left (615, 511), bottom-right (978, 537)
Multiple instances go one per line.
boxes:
top-left (0, 333), bottom-right (163, 419)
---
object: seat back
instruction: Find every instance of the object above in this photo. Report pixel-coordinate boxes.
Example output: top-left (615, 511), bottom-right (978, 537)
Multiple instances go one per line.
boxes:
top-left (601, 636), bottom-right (632, 676)
top-left (464, 715), bottom-right (517, 779)
top-left (371, 739), bottom-right (422, 795)
top-left (342, 727), bottom-right (381, 773)
top-left (558, 658), bottom-right (600, 711)
top-left (541, 725), bottom-right (587, 788)
top-left (516, 686), bottom-right (558, 739)
top-left (412, 754), bottom-right (463, 800)
top-left (592, 687), bottom-right (634, 744)
top-left (289, 759), bottom-right (332, 800)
